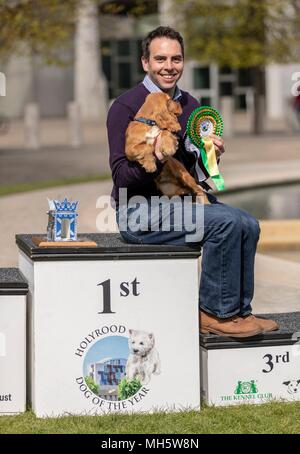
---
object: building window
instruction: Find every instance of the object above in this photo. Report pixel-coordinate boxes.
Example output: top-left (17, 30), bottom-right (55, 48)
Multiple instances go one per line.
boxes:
top-left (220, 81), bottom-right (233, 96)
top-left (118, 62), bottom-right (131, 89)
top-left (117, 40), bottom-right (130, 57)
top-left (101, 38), bottom-right (145, 98)
top-left (236, 94), bottom-right (247, 109)
top-left (193, 67), bottom-right (210, 89)
top-left (238, 68), bottom-right (252, 87)
top-left (200, 96), bottom-right (211, 106)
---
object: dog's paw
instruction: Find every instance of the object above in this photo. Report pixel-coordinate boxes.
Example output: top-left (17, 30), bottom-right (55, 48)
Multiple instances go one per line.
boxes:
top-left (144, 161), bottom-right (157, 173)
top-left (160, 146), bottom-right (177, 157)
top-left (194, 189), bottom-right (210, 204)
top-left (160, 134), bottom-right (178, 157)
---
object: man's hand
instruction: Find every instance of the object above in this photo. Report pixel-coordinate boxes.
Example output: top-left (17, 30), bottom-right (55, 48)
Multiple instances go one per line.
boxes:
top-left (154, 132), bottom-right (168, 162)
top-left (210, 134), bottom-right (225, 159)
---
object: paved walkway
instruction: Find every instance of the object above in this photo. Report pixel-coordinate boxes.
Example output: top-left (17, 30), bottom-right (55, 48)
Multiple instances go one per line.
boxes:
top-left (0, 117), bottom-right (300, 189)
top-left (0, 121), bottom-right (110, 185)
top-left (0, 117), bottom-right (300, 314)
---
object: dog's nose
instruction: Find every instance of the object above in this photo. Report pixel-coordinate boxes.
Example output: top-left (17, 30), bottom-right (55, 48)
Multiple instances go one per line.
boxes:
top-left (133, 349), bottom-right (139, 354)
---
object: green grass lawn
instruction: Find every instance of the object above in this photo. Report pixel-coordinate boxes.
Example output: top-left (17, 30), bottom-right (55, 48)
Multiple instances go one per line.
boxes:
top-left (0, 402), bottom-right (300, 434)
top-left (0, 174), bottom-right (111, 197)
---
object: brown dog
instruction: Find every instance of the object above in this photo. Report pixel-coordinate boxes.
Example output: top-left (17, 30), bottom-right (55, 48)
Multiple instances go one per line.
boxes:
top-left (125, 93), bottom-right (209, 203)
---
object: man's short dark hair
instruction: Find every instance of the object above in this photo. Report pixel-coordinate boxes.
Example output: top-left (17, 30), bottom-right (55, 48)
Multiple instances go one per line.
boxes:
top-left (142, 26), bottom-right (184, 60)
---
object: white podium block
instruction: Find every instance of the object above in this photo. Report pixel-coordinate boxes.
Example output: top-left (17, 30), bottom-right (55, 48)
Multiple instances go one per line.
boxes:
top-left (17, 233), bottom-right (201, 417)
top-left (200, 312), bottom-right (300, 406)
top-left (0, 268), bottom-right (27, 414)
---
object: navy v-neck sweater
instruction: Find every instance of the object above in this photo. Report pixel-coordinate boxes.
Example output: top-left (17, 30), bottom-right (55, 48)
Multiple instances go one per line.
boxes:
top-left (107, 83), bottom-right (199, 206)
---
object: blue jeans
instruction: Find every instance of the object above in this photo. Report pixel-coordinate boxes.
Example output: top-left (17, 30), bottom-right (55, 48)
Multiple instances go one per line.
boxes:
top-left (116, 194), bottom-right (260, 319)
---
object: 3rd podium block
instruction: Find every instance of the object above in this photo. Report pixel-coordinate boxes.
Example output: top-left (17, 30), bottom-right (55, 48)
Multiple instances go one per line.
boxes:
top-left (200, 312), bottom-right (300, 406)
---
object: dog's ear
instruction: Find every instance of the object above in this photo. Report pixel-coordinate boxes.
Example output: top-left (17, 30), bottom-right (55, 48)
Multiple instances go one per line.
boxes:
top-left (167, 98), bottom-right (182, 116)
top-left (283, 381), bottom-right (290, 386)
top-left (139, 93), bottom-right (160, 118)
top-left (147, 93), bottom-right (181, 131)
top-left (156, 113), bottom-right (169, 129)
top-left (154, 101), bottom-right (172, 128)
top-left (148, 333), bottom-right (155, 344)
top-left (155, 108), bottom-right (181, 131)
top-left (297, 380), bottom-right (300, 385)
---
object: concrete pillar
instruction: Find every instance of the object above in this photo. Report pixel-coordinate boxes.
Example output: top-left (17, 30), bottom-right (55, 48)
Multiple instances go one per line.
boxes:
top-left (252, 95), bottom-right (265, 135)
top-left (0, 53), bottom-right (33, 118)
top-left (158, 0), bottom-right (181, 29)
top-left (0, 72), bottom-right (6, 97)
top-left (68, 102), bottom-right (83, 148)
top-left (24, 103), bottom-right (40, 149)
top-left (266, 64), bottom-right (283, 120)
top-left (74, 0), bottom-right (107, 121)
top-left (220, 96), bottom-right (234, 138)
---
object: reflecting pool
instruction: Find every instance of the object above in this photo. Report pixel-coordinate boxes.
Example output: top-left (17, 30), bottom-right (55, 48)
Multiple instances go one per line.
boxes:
top-left (218, 183), bottom-right (300, 220)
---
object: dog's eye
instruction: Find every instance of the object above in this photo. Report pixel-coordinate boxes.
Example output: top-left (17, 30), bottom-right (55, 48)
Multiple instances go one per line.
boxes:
top-left (132, 341), bottom-right (135, 344)
top-left (140, 342), bottom-right (144, 345)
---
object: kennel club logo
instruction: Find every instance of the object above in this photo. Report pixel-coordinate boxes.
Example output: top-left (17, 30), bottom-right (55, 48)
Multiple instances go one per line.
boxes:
top-left (282, 379), bottom-right (300, 396)
top-left (74, 324), bottom-right (161, 411)
top-left (220, 380), bottom-right (273, 403)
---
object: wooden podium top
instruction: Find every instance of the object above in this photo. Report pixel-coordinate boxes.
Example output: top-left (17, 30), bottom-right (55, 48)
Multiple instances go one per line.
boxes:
top-left (32, 236), bottom-right (97, 247)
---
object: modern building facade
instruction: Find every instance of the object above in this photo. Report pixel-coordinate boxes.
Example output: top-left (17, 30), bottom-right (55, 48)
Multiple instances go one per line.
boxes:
top-left (88, 357), bottom-right (127, 401)
top-left (0, 0), bottom-right (299, 123)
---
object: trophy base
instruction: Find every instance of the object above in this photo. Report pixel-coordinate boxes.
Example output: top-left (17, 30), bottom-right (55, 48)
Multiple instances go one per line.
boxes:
top-left (32, 237), bottom-right (97, 247)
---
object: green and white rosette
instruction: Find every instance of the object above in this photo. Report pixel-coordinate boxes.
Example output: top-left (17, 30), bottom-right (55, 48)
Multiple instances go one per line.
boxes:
top-left (186, 106), bottom-right (225, 191)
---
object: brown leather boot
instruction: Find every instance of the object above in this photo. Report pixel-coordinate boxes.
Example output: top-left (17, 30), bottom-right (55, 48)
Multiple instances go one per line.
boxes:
top-left (242, 314), bottom-right (279, 333)
top-left (200, 310), bottom-right (263, 338)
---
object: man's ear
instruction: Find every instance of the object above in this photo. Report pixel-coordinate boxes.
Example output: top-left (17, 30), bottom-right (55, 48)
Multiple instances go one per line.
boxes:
top-left (141, 57), bottom-right (149, 73)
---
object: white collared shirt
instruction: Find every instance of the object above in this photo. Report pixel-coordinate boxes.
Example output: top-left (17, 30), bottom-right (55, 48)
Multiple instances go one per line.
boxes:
top-left (142, 75), bottom-right (182, 101)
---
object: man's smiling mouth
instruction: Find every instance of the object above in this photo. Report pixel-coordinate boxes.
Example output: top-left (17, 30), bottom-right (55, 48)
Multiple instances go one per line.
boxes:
top-left (161, 74), bottom-right (177, 79)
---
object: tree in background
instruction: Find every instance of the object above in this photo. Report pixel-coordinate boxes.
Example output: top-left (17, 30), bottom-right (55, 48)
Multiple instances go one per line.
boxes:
top-left (0, 0), bottom-right (79, 64)
top-left (85, 375), bottom-right (100, 395)
top-left (0, 0), bottom-right (157, 120)
top-left (0, 0), bottom-right (108, 120)
top-left (174, 0), bottom-right (300, 133)
top-left (0, 0), bottom-right (158, 62)
top-left (118, 377), bottom-right (142, 400)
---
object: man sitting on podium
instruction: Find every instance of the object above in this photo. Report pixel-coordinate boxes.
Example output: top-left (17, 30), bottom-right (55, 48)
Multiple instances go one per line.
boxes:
top-left (107, 26), bottom-right (278, 338)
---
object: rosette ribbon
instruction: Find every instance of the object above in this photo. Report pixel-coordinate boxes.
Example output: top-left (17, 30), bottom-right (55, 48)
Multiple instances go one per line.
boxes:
top-left (186, 106), bottom-right (225, 191)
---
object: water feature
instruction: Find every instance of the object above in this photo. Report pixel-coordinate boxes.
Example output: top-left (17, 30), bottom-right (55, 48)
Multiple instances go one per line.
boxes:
top-left (218, 183), bottom-right (300, 220)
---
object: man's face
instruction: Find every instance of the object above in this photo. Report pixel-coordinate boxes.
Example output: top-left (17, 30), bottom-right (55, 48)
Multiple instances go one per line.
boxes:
top-left (142, 37), bottom-right (184, 95)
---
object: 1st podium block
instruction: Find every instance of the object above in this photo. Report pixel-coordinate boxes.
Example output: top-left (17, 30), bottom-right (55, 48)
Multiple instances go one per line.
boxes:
top-left (16, 233), bottom-right (201, 417)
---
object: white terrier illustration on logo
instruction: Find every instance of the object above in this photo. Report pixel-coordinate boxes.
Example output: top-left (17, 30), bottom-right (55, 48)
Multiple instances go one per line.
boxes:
top-left (126, 329), bottom-right (161, 385)
top-left (283, 379), bottom-right (300, 395)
